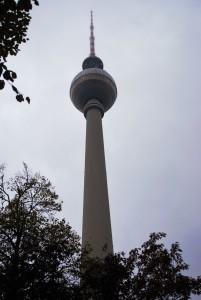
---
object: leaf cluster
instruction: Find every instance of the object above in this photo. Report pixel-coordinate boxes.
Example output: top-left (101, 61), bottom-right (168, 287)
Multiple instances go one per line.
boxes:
top-left (0, 0), bottom-right (39, 102)
top-left (80, 232), bottom-right (201, 300)
top-left (0, 164), bottom-right (81, 299)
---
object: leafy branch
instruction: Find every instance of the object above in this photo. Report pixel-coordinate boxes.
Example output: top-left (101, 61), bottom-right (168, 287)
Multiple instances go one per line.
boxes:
top-left (0, 0), bottom-right (39, 103)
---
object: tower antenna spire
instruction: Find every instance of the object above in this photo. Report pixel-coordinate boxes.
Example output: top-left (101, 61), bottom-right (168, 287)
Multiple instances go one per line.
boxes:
top-left (90, 10), bottom-right (95, 56)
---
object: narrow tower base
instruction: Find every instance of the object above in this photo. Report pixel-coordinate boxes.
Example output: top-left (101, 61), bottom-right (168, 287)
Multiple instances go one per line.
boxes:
top-left (82, 106), bottom-right (113, 258)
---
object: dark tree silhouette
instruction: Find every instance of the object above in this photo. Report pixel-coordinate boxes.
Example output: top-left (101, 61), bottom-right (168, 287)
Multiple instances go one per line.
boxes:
top-left (0, 164), bottom-right (200, 299)
top-left (0, 164), bottom-right (81, 299)
top-left (0, 0), bottom-right (39, 103)
top-left (80, 233), bottom-right (201, 300)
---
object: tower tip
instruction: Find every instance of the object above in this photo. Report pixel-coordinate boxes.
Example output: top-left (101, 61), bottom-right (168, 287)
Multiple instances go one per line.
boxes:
top-left (90, 10), bottom-right (95, 56)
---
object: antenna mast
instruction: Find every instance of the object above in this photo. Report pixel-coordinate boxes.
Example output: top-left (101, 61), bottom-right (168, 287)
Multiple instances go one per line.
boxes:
top-left (90, 11), bottom-right (95, 56)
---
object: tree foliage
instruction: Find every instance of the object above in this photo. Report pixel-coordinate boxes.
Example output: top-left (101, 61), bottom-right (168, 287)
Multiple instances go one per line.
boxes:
top-left (81, 233), bottom-right (201, 300)
top-left (0, 164), bottom-right (81, 299)
top-left (0, 0), bottom-right (39, 103)
top-left (0, 165), bottom-right (200, 299)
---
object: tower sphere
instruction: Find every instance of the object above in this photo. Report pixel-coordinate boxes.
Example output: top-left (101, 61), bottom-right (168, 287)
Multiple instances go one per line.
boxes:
top-left (70, 66), bottom-right (117, 114)
top-left (70, 12), bottom-right (117, 116)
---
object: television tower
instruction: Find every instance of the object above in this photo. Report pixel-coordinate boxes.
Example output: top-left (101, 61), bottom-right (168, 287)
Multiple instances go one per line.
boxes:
top-left (70, 12), bottom-right (117, 258)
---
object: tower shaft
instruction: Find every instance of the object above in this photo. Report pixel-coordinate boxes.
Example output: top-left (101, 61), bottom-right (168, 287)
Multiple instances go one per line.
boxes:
top-left (82, 106), bottom-right (113, 258)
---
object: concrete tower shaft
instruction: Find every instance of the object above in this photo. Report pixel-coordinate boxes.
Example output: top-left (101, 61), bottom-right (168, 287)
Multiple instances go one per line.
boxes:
top-left (70, 12), bottom-right (117, 257)
top-left (83, 106), bottom-right (113, 257)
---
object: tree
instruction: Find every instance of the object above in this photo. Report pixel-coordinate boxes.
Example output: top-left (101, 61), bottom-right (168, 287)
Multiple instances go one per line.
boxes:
top-left (80, 232), bottom-right (201, 300)
top-left (0, 164), bottom-right (200, 299)
top-left (0, 0), bottom-right (39, 103)
top-left (0, 164), bottom-right (81, 300)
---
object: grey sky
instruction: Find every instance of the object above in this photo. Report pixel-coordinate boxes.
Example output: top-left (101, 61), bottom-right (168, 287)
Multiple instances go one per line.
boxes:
top-left (1, 1), bottom-right (201, 297)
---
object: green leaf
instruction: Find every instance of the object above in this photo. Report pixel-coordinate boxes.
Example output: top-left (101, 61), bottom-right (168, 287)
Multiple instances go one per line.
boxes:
top-left (26, 96), bottom-right (30, 104)
top-left (3, 70), bottom-right (13, 81)
top-left (11, 71), bottom-right (17, 79)
top-left (0, 80), bottom-right (5, 90)
top-left (16, 94), bottom-right (24, 102)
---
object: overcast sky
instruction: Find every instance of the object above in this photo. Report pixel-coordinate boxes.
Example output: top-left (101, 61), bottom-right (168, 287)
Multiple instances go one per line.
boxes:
top-left (1, 0), bottom-right (201, 296)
